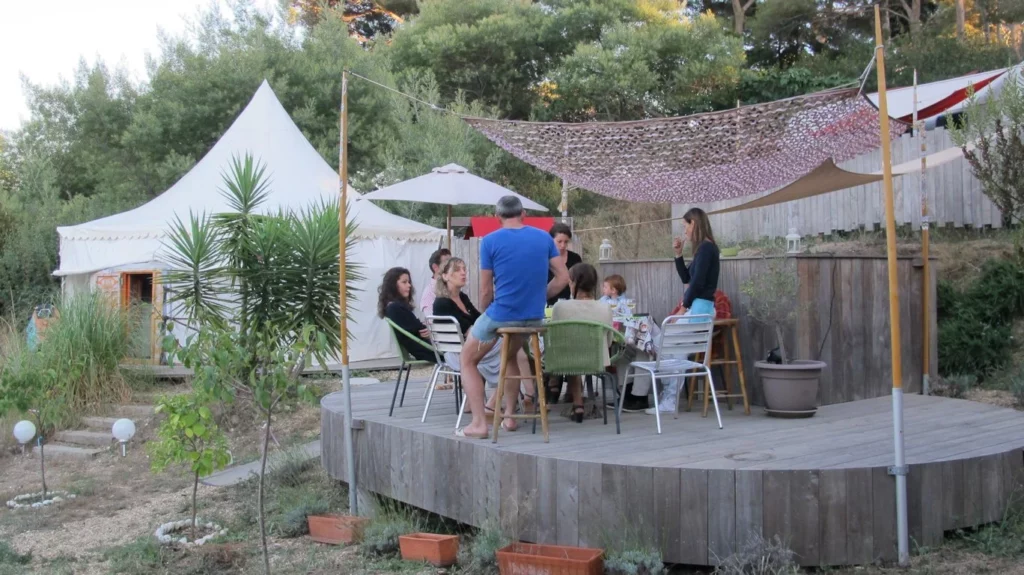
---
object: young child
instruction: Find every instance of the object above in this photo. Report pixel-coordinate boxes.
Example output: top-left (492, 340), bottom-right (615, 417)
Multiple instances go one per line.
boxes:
top-left (599, 274), bottom-right (627, 305)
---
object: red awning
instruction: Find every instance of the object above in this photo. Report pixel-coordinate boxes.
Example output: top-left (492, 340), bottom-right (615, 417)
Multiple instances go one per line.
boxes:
top-left (465, 216), bottom-right (555, 239)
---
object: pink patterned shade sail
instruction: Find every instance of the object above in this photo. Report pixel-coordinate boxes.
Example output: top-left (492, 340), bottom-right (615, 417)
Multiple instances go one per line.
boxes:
top-left (464, 88), bottom-right (908, 204)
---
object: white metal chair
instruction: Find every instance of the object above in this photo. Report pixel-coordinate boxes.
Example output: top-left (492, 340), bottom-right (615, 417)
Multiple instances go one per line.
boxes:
top-left (617, 314), bottom-right (723, 434)
top-left (422, 315), bottom-right (465, 423)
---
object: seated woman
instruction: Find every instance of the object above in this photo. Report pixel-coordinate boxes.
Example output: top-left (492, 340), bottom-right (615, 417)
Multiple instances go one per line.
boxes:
top-left (378, 267), bottom-right (436, 364)
top-left (432, 258), bottom-right (535, 417)
top-left (551, 263), bottom-right (614, 423)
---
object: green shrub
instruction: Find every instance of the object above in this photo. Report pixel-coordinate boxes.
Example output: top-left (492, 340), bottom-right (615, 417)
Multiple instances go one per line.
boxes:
top-left (280, 500), bottom-right (329, 538)
top-left (458, 520), bottom-right (508, 575)
top-left (0, 541), bottom-right (30, 565)
top-left (268, 448), bottom-right (318, 489)
top-left (938, 313), bottom-right (1012, 378)
top-left (361, 508), bottom-right (420, 558)
top-left (932, 374), bottom-right (978, 399)
top-left (604, 548), bottom-right (665, 575)
top-left (1010, 375), bottom-right (1024, 408)
top-left (713, 534), bottom-right (799, 575)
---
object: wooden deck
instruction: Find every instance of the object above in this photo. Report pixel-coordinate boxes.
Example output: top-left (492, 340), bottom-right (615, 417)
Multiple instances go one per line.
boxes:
top-left (321, 383), bottom-right (1024, 567)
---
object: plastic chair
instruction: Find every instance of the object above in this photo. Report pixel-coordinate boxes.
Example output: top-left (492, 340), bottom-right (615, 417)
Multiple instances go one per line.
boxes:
top-left (422, 315), bottom-right (465, 423)
top-left (385, 318), bottom-right (437, 417)
top-left (542, 320), bottom-right (626, 433)
top-left (618, 314), bottom-right (723, 434)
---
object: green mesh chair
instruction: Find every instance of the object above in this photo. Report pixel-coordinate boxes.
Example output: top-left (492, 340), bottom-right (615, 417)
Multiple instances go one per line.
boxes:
top-left (385, 318), bottom-right (438, 417)
top-left (542, 320), bottom-right (626, 433)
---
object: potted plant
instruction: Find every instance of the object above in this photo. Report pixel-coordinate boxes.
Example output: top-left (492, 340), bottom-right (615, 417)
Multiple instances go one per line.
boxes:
top-left (399, 532), bottom-right (459, 567)
top-left (307, 514), bottom-right (369, 545)
top-left (741, 257), bottom-right (826, 417)
top-left (496, 542), bottom-right (603, 575)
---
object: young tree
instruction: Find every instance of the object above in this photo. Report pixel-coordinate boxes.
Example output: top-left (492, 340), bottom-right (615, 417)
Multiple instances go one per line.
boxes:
top-left (0, 355), bottom-right (62, 500)
top-left (163, 153), bottom-right (359, 574)
top-left (148, 392), bottom-right (231, 541)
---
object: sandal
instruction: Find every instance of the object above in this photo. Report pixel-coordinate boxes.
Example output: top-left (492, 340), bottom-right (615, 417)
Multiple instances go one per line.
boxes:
top-left (454, 427), bottom-right (489, 440)
top-left (572, 404), bottom-right (585, 424)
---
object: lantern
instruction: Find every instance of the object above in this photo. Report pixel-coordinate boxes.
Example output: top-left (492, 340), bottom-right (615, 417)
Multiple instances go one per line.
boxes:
top-left (599, 239), bottom-right (613, 261)
top-left (786, 228), bottom-right (801, 254)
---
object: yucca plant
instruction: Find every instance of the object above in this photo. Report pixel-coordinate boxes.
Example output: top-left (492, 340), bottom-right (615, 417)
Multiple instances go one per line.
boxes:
top-left (161, 153), bottom-right (361, 575)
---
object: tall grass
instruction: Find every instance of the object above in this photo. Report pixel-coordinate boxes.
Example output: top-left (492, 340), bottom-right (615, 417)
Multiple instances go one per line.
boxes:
top-left (0, 294), bottom-right (135, 428)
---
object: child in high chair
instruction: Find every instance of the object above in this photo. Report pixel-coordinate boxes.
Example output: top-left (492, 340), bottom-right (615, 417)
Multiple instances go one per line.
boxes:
top-left (599, 274), bottom-right (627, 306)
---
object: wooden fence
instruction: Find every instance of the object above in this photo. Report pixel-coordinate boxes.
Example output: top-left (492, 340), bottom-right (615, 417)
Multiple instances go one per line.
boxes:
top-left (450, 240), bottom-right (938, 407)
top-left (601, 256), bottom-right (938, 407)
top-left (681, 128), bottom-right (1002, 243)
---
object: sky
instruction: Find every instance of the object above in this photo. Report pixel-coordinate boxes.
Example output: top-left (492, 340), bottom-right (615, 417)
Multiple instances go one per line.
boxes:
top-left (0, 0), bottom-right (277, 131)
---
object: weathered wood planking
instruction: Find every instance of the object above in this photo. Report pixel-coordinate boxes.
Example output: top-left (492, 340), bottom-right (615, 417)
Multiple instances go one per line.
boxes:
top-left (321, 385), bottom-right (1024, 567)
top-left (599, 255), bottom-right (936, 406)
top-left (676, 127), bottom-right (1001, 244)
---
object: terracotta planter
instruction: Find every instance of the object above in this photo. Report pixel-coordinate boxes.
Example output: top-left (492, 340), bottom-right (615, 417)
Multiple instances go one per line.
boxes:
top-left (399, 532), bottom-right (459, 567)
top-left (755, 360), bottom-right (826, 417)
top-left (307, 514), bottom-right (368, 545)
top-left (497, 543), bottom-right (603, 575)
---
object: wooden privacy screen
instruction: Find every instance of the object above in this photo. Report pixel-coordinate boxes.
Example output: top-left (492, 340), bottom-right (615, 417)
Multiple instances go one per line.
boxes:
top-left (599, 255), bottom-right (937, 406)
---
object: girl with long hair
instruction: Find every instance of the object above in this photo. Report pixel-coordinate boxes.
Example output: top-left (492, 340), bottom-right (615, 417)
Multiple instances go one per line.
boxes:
top-left (378, 267), bottom-right (435, 364)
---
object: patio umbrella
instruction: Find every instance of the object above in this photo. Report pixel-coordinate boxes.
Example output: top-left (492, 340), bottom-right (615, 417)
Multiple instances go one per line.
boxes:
top-left (359, 163), bottom-right (548, 247)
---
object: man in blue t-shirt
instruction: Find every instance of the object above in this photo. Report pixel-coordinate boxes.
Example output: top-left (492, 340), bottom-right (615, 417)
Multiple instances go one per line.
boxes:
top-left (456, 196), bottom-right (569, 439)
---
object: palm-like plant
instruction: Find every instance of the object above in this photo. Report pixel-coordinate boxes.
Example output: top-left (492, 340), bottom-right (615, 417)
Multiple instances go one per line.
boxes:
top-left (162, 153), bottom-right (362, 363)
top-left (161, 153), bottom-right (361, 575)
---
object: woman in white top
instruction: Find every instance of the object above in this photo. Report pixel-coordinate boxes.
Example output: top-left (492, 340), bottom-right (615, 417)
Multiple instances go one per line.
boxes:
top-left (551, 263), bottom-right (614, 422)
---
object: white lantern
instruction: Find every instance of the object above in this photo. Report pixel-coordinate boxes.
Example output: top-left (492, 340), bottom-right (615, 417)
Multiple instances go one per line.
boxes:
top-left (599, 239), bottom-right (613, 261)
top-left (112, 418), bottom-right (136, 457)
top-left (785, 228), bottom-right (801, 254)
top-left (13, 420), bottom-right (36, 454)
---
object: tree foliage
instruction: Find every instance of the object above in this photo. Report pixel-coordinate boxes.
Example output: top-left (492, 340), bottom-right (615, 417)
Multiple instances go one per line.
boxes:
top-left (148, 392), bottom-right (231, 541)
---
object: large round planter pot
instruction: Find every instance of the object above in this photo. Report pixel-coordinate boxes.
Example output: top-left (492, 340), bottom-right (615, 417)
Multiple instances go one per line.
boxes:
top-left (755, 360), bottom-right (826, 417)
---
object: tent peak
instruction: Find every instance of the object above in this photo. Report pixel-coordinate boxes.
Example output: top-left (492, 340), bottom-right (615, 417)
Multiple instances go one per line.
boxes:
top-left (432, 163), bottom-right (469, 174)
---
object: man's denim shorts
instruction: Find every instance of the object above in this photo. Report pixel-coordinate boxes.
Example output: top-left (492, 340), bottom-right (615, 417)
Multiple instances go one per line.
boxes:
top-left (470, 312), bottom-right (544, 344)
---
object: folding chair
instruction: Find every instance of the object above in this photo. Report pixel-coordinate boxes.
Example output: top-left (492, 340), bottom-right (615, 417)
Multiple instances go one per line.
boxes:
top-left (385, 318), bottom-right (437, 417)
top-left (422, 315), bottom-right (465, 423)
top-left (617, 314), bottom-right (723, 434)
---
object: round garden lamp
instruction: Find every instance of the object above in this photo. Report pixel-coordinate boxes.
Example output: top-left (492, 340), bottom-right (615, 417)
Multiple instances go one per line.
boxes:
top-left (111, 419), bottom-right (136, 457)
top-left (13, 420), bottom-right (36, 456)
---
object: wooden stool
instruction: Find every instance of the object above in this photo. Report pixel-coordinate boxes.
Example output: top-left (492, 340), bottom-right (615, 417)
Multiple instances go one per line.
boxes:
top-left (491, 326), bottom-right (549, 443)
top-left (688, 318), bottom-right (750, 416)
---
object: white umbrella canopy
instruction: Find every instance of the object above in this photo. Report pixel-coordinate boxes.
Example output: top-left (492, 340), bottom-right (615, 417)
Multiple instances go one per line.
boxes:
top-left (360, 163), bottom-right (549, 210)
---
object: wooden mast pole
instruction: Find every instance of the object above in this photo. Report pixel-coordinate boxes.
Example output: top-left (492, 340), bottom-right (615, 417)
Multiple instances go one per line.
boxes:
top-left (339, 70), bottom-right (357, 515)
top-left (914, 69), bottom-right (932, 396)
top-left (874, 5), bottom-right (909, 566)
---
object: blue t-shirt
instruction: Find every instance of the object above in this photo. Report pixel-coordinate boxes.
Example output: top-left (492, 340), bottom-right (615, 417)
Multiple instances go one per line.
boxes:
top-left (481, 226), bottom-right (559, 322)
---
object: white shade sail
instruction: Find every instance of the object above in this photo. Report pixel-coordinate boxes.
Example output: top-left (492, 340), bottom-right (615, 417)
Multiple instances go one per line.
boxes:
top-left (359, 163), bottom-right (548, 211)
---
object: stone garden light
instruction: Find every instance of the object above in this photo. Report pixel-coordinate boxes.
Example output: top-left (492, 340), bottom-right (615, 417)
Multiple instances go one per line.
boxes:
top-left (13, 420), bottom-right (36, 455)
top-left (112, 419), bottom-right (136, 457)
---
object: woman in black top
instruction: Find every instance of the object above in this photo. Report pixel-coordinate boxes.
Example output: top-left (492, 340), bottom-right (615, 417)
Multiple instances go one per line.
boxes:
top-left (378, 267), bottom-right (436, 364)
top-left (673, 207), bottom-right (720, 317)
top-left (547, 222), bottom-right (583, 306)
top-left (432, 257), bottom-right (533, 420)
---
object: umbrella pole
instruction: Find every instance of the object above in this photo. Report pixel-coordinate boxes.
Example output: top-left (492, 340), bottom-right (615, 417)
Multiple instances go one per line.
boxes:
top-left (914, 69), bottom-right (931, 396)
top-left (447, 205), bottom-right (452, 249)
top-left (338, 70), bottom-right (357, 516)
top-left (874, 6), bottom-right (909, 567)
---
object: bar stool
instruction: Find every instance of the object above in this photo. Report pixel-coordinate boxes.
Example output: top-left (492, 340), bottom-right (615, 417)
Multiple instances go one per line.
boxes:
top-left (688, 318), bottom-right (750, 416)
top-left (491, 326), bottom-right (549, 443)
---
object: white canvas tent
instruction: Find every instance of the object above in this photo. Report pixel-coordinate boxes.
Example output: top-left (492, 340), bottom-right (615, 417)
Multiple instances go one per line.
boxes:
top-left (55, 80), bottom-right (445, 364)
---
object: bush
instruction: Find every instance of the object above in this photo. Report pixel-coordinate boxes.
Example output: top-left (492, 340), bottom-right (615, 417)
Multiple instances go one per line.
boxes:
top-left (713, 535), bottom-right (799, 575)
top-left (361, 515), bottom-right (419, 557)
top-left (0, 541), bottom-right (30, 565)
top-left (268, 448), bottom-right (318, 489)
top-left (280, 500), bottom-right (329, 538)
top-left (458, 520), bottom-right (509, 575)
top-left (604, 548), bottom-right (665, 575)
top-left (1010, 375), bottom-right (1024, 408)
top-left (931, 374), bottom-right (978, 399)
top-left (937, 258), bottom-right (1024, 379)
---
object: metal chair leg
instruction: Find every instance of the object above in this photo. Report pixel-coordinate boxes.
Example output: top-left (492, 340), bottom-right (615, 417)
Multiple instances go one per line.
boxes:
top-left (650, 372), bottom-right (662, 435)
top-left (706, 366), bottom-right (724, 430)
top-left (388, 362), bottom-right (407, 417)
top-left (399, 363), bottom-right (413, 407)
top-left (421, 366), bottom-right (441, 423)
